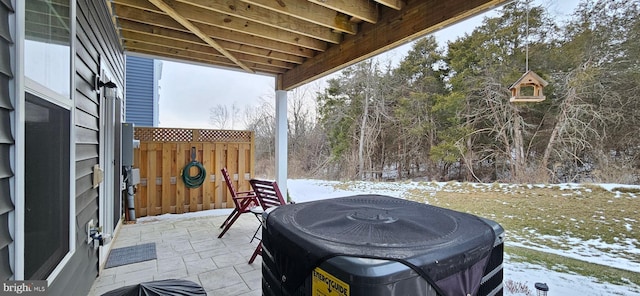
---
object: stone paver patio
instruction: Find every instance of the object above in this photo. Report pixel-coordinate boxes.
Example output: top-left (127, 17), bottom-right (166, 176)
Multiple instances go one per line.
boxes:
top-left (88, 211), bottom-right (263, 296)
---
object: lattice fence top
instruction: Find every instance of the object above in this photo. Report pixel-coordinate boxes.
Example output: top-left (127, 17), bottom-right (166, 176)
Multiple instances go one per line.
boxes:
top-left (135, 127), bottom-right (253, 143)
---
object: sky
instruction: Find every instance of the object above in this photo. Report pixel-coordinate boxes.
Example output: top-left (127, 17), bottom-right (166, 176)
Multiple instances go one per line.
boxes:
top-left (156, 0), bottom-right (580, 130)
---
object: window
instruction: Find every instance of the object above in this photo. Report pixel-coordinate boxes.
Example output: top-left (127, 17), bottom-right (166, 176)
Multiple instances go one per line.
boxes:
top-left (25, 0), bottom-right (71, 97)
top-left (24, 93), bottom-right (71, 280)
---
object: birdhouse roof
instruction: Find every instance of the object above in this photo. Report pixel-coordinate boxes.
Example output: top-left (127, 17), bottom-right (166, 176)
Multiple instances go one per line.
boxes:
top-left (509, 70), bottom-right (549, 90)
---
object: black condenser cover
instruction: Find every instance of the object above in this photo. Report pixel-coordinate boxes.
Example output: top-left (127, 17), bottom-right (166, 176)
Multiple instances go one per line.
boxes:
top-left (262, 195), bottom-right (497, 295)
top-left (101, 279), bottom-right (206, 296)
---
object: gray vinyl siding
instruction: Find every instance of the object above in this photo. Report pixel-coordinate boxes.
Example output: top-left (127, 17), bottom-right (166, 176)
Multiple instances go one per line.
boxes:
top-left (125, 55), bottom-right (154, 126)
top-left (46, 0), bottom-right (124, 295)
top-left (0, 0), bottom-right (14, 281)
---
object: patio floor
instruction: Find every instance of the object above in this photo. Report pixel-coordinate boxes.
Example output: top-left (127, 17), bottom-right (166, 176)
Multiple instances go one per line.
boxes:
top-left (88, 211), bottom-right (263, 296)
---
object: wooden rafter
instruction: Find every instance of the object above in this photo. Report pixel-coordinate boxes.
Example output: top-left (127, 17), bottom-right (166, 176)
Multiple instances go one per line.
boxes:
top-left (113, 4), bottom-right (318, 57)
top-left (118, 20), bottom-right (305, 64)
top-left (308, 0), bottom-right (378, 24)
top-left (114, 0), bottom-right (326, 51)
top-left (127, 46), bottom-right (286, 74)
top-left (147, 0), bottom-right (253, 73)
top-left (121, 30), bottom-right (296, 69)
top-left (240, 0), bottom-right (357, 35)
top-left (177, 0), bottom-right (343, 43)
top-left (374, 0), bottom-right (404, 10)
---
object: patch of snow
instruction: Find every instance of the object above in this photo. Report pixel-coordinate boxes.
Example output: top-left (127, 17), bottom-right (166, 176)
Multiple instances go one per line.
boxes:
top-left (136, 208), bottom-right (233, 223)
top-left (557, 183), bottom-right (582, 190)
top-left (599, 183), bottom-right (640, 192)
top-left (505, 255), bottom-right (640, 296)
top-left (508, 233), bottom-right (640, 273)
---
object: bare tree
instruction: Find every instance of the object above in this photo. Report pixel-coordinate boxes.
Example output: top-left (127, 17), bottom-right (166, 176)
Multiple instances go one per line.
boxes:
top-left (209, 104), bottom-right (229, 129)
top-left (209, 103), bottom-right (241, 129)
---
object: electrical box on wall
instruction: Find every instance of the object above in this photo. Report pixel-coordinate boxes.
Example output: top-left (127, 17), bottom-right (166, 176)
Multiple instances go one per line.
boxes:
top-left (131, 168), bottom-right (140, 185)
top-left (122, 123), bottom-right (134, 166)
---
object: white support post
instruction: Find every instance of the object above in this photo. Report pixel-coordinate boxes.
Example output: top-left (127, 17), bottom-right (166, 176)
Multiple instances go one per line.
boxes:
top-left (275, 90), bottom-right (288, 199)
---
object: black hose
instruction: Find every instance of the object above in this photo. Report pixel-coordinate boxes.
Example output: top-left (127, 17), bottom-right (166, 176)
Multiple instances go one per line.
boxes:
top-left (182, 161), bottom-right (206, 188)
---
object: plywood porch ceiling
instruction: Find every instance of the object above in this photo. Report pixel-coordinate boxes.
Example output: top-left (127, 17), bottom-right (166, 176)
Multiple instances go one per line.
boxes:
top-left (110, 0), bottom-right (508, 90)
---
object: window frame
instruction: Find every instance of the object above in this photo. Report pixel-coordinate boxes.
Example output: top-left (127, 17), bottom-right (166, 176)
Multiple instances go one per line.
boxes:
top-left (16, 0), bottom-right (76, 283)
top-left (23, 89), bottom-right (73, 281)
top-left (23, 0), bottom-right (73, 98)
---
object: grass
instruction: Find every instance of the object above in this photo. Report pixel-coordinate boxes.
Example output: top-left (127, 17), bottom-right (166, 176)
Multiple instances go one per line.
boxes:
top-left (402, 182), bottom-right (639, 252)
top-left (331, 181), bottom-right (640, 289)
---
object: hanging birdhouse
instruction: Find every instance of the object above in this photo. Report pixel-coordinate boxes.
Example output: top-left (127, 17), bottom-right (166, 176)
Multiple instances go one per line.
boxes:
top-left (509, 70), bottom-right (548, 103)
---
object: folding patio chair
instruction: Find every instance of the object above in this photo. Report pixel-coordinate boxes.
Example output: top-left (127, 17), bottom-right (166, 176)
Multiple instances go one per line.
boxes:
top-left (248, 179), bottom-right (287, 264)
top-left (218, 168), bottom-right (258, 239)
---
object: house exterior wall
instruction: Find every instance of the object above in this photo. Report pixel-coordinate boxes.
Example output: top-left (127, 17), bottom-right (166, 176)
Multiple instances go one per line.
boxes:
top-left (125, 55), bottom-right (156, 127)
top-left (46, 0), bottom-right (124, 294)
top-left (0, 0), bottom-right (142, 291)
top-left (0, 0), bottom-right (124, 289)
top-left (0, 0), bottom-right (14, 281)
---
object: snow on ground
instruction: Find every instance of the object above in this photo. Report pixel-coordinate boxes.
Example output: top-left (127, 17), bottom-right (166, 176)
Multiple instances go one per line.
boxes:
top-left (505, 255), bottom-right (636, 296)
top-left (508, 232), bottom-right (640, 273)
top-left (599, 183), bottom-right (640, 192)
top-left (136, 208), bottom-right (233, 223)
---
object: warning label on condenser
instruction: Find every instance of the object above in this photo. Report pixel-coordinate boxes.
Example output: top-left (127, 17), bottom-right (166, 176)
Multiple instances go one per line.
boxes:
top-left (311, 267), bottom-right (350, 296)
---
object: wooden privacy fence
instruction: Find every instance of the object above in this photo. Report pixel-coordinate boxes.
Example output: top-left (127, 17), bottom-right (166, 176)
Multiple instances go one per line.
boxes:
top-left (133, 127), bottom-right (255, 217)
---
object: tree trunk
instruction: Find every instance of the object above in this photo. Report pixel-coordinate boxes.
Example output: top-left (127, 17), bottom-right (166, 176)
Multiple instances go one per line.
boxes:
top-left (358, 90), bottom-right (370, 181)
top-left (542, 87), bottom-right (575, 173)
top-left (512, 113), bottom-right (525, 182)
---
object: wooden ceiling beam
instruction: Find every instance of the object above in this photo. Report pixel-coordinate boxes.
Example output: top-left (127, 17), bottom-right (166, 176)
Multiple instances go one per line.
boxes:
top-left (118, 18), bottom-right (201, 43)
top-left (176, 0), bottom-right (342, 44)
top-left (117, 18), bottom-right (200, 42)
top-left (124, 42), bottom-right (289, 74)
top-left (307, 0), bottom-right (378, 24)
top-left (125, 41), bottom-right (238, 66)
top-left (240, 0), bottom-right (357, 35)
top-left (218, 41), bottom-right (305, 65)
top-left (114, 0), bottom-right (327, 51)
top-left (169, 1), bottom-right (328, 51)
top-left (232, 52), bottom-right (295, 69)
top-left (112, 0), bottom-right (156, 11)
top-left (129, 48), bottom-right (285, 75)
top-left (147, 0), bottom-right (253, 73)
top-left (122, 31), bottom-right (296, 69)
top-left (374, 0), bottom-right (404, 10)
top-left (113, 4), bottom-right (184, 31)
top-left (282, 0), bottom-right (508, 90)
top-left (114, 5), bottom-right (317, 58)
top-left (118, 20), bottom-right (305, 64)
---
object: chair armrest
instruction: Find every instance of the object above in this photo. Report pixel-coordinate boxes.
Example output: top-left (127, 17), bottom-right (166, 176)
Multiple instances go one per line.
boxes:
top-left (232, 195), bottom-right (256, 201)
